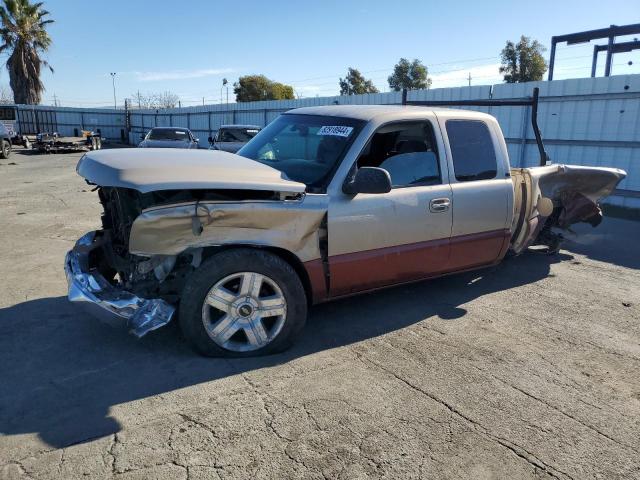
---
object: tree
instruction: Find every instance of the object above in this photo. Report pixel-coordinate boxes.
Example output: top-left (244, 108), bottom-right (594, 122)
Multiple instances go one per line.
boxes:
top-left (0, 0), bottom-right (54, 104)
top-left (388, 58), bottom-right (431, 91)
top-left (500, 36), bottom-right (547, 83)
top-left (0, 84), bottom-right (12, 104)
top-left (155, 91), bottom-right (179, 109)
top-left (130, 90), bottom-right (180, 109)
top-left (233, 75), bottom-right (295, 102)
top-left (339, 68), bottom-right (379, 95)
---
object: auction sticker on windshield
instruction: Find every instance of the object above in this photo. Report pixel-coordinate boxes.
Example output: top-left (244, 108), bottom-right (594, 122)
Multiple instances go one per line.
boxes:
top-left (317, 126), bottom-right (353, 137)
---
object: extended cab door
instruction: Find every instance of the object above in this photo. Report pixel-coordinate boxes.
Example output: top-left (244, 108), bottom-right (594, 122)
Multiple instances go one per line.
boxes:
top-left (327, 118), bottom-right (453, 297)
top-left (435, 113), bottom-right (514, 270)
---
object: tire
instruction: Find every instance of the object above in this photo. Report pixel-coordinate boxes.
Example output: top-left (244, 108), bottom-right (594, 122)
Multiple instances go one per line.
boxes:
top-left (0, 140), bottom-right (10, 159)
top-left (179, 248), bottom-right (307, 357)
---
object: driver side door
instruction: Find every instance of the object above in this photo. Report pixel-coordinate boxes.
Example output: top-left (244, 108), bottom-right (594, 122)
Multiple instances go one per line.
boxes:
top-left (327, 119), bottom-right (453, 297)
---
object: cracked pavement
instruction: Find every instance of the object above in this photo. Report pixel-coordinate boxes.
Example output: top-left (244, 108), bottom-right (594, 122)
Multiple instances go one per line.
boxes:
top-left (1, 149), bottom-right (639, 479)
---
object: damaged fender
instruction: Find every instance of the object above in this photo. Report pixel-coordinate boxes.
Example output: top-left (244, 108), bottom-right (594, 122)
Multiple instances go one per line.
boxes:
top-left (128, 195), bottom-right (329, 264)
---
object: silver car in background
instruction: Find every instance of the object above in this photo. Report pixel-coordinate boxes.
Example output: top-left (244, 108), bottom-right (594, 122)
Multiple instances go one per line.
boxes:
top-left (139, 127), bottom-right (200, 149)
top-left (208, 125), bottom-right (261, 153)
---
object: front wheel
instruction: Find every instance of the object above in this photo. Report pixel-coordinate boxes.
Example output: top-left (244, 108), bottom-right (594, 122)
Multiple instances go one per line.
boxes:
top-left (0, 140), bottom-right (10, 159)
top-left (179, 249), bottom-right (308, 357)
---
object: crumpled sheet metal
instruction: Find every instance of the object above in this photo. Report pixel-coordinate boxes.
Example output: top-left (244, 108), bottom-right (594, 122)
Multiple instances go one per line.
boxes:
top-left (557, 191), bottom-right (602, 228)
top-left (128, 196), bottom-right (329, 262)
top-left (65, 231), bottom-right (175, 337)
top-left (532, 164), bottom-right (626, 204)
top-left (509, 164), bottom-right (625, 254)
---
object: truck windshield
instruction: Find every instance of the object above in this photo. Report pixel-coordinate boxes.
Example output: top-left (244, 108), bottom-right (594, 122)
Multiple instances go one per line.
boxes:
top-left (217, 127), bottom-right (260, 143)
top-left (237, 114), bottom-right (364, 190)
top-left (147, 129), bottom-right (189, 141)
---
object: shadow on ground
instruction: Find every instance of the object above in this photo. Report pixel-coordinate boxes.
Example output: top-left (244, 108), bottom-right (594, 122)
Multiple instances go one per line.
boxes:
top-left (561, 217), bottom-right (640, 270)
top-left (0, 251), bottom-right (568, 449)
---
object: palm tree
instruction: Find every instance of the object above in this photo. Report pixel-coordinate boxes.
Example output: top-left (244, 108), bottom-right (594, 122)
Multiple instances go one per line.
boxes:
top-left (0, 0), bottom-right (53, 104)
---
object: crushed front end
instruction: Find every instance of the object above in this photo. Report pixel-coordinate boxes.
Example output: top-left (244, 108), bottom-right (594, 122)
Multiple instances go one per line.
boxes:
top-left (64, 187), bottom-right (210, 336)
top-left (65, 231), bottom-right (176, 337)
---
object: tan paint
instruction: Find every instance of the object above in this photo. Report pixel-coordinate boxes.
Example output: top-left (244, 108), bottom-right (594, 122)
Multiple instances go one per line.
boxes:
top-left (433, 110), bottom-right (514, 238)
top-left (129, 194), bottom-right (328, 263)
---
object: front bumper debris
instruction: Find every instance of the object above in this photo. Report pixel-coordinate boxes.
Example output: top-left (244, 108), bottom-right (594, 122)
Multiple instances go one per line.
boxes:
top-left (64, 231), bottom-right (175, 337)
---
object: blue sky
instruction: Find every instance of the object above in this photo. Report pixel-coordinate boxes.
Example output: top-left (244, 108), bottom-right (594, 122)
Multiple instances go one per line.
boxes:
top-left (13, 0), bottom-right (640, 107)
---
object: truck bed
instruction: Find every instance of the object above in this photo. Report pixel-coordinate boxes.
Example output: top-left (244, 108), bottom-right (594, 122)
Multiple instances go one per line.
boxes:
top-left (510, 164), bottom-right (625, 253)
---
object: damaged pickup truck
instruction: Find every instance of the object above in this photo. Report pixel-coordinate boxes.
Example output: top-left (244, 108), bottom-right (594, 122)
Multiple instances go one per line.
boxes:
top-left (65, 99), bottom-right (625, 357)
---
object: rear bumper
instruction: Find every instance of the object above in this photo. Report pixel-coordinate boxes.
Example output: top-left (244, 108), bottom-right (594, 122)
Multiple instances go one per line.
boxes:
top-left (64, 231), bottom-right (175, 337)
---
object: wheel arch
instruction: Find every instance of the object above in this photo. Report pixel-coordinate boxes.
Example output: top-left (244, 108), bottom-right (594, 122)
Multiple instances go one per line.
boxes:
top-left (198, 244), bottom-right (314, 306)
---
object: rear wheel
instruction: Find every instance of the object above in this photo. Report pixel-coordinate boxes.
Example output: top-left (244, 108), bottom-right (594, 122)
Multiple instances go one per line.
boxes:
top-left (0, 140), bottom-right (10, 159)
top-left (179, 249), bottom-right (307, 357)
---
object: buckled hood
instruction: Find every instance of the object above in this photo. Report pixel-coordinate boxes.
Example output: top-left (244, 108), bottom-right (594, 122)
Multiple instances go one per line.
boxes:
top-left (76, 148), bottom-right (306, 194)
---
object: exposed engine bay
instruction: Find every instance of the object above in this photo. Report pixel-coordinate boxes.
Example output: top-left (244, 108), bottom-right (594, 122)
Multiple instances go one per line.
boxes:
top-left (96, 187), bottom-right (281, 300)
top-left (93, 186), bottom-right (323, 303)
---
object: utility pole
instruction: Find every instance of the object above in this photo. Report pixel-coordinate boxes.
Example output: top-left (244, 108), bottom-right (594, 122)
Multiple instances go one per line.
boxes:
top-left (52, 93), bottom-right (58, 107)
top-left (222, 78), bottom-right (229, 123)
top-left (137, 90), bottom-right (141, 108)
top-left (221, 78), bottom-right (228, 105)
top-left (467, 72), bottom-right (472, 87)
top-left (202, 97), bottom-right (205, 106)
top-left (110, 72), bottom-right (117, 109)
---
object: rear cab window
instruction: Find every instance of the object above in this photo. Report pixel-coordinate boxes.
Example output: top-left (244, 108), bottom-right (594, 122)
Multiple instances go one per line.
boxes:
top-left (445, 120), bottom-right (497, 182)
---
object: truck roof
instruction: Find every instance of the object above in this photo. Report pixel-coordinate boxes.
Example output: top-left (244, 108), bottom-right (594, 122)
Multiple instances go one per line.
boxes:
top-left (286, 104), bottom-right (494, 122)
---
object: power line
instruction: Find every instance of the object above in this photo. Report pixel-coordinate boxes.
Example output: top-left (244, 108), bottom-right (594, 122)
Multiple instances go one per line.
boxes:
top-left (43, 54), bottom-right (637, 108)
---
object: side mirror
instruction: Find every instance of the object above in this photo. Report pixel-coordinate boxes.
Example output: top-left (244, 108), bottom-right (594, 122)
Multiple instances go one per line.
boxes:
top-left (343, 167), bottom-right (392, 195)
top-left (195, 138), bottom-right (200, 143)
top-left (140, 134), bottom-right (145, 140)
top-left (207, 136), bottom-right (214, 144)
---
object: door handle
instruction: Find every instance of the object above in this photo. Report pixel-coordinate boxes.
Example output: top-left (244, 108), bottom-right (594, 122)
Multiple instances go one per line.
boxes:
top-left (429, 197), bottom-right (450, 213)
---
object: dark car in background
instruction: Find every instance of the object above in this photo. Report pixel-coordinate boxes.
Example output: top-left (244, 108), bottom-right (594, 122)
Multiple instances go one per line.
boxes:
top-left (138, 127), bottom-right (199, 149)
top-left (208, 124), bottom-right (261, 153)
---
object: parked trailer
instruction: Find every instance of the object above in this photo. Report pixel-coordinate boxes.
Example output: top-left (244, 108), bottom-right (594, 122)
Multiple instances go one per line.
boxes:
top-left (33, 131), bottom-right (102, 153)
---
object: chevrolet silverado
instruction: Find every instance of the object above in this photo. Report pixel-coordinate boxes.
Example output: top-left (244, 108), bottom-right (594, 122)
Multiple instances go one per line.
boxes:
top-left (65, 104), bottom-right (625, 357)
